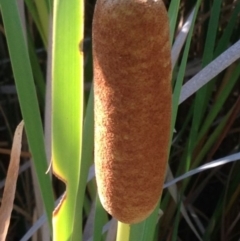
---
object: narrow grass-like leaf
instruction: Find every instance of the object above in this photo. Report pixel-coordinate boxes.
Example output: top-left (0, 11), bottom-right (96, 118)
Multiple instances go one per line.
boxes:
top-left (0, 0), bottom-right (54, 228)
top-left (24, 0), bottom-right (48, 47)
top-left (27, 32), bottom-right (46, 109)
top-left (215, 1), bottom-right (240, 56)
top-left (179, 39), bottom-right (240, 104)
top-left (171, 198), bottom-right (181, 241)
top-left (34, 0), bottom-right (49, 47)
top-left (202, 0), bottom-right (222, 65)
top-left (24, 1), bottom-right (41, 27)
top-left (72, 87), bottom-right (94, 241)
top-left (168, 0), bottom-right (180, 44)
top-left (188, 0), bottom-right (223, 156)
top-left (83, 200), bottom-right (96, 241)
top-left (197, 63), bottom-right (240, 142)
top-left (164, 152), bottom-right (240, 188)
top-left (172, 1), bottom-right (201, 132)
top-left (93, 195), bottom-right (109, 241)
top-left (193, 112), bottom-right (230, 169)
top-left (171, 8), bottom-right (195, 68)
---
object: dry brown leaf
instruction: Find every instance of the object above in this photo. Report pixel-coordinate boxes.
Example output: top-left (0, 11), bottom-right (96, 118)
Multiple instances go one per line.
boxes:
top-left (0, 121), bottom-right (24, 241)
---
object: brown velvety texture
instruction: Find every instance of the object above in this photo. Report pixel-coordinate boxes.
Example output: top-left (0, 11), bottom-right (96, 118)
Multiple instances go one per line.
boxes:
top-left (93, 0), bottom-right (172, 224)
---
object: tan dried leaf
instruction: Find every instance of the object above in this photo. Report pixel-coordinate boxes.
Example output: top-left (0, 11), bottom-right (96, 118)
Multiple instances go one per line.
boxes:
top-left (0, 121), bottom-right (24, 241)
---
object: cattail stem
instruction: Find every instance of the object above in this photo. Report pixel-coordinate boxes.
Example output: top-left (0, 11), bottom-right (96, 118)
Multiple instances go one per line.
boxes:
top-left (116, 222), bottom-right (130, 241)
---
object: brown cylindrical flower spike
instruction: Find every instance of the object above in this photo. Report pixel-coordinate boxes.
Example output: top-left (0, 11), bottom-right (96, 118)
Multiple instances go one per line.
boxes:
top-left (93, 0), bottom-right (172, 224)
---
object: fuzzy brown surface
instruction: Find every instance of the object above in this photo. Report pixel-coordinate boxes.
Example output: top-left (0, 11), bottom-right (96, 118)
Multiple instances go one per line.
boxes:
top-left (93, 0), bottom-right (172, 224)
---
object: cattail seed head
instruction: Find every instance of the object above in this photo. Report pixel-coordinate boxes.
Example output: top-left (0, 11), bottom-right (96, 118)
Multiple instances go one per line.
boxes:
top-left (93, 0), bottom-right (172, 224)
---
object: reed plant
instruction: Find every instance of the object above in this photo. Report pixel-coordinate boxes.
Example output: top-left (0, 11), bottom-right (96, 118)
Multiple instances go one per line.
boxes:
top-left (0, 0), bottom-right (240, 240)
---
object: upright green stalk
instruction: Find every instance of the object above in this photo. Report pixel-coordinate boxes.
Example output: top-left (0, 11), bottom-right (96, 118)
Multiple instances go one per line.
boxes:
top-left (116, 222), bottom-right (130, 241)
top-left (52, 0), bottom-right (84, 240)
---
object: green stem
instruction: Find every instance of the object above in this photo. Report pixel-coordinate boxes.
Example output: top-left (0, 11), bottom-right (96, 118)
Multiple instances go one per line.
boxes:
top-left (116, 222), bottom-right (130, 241)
